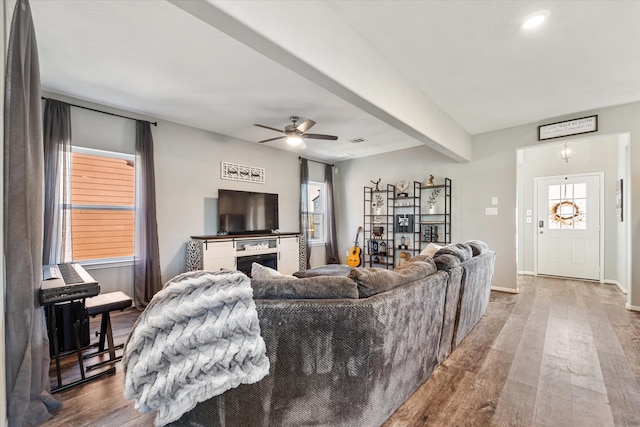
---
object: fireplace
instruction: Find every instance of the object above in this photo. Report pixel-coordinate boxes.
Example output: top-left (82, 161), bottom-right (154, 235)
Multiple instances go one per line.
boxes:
top-left (236, 253), bottom-right (278, 277)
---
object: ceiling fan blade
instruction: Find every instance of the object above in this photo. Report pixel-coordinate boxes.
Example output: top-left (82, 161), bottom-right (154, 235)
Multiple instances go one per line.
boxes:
top-left (259, 136), bottom-right (286, 143)
top-left (303, 133), bottom-right (338, 140)
top-left (295, 119), bottom-right (316, 133)
top-left (254, 124), bottom-right (284, 133)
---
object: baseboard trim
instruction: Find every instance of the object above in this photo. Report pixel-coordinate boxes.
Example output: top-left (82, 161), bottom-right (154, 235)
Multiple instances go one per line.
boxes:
top-left (517, 271), bottom-right (535, 276)
top-left (625, 303), bottom-right (640, 312)
top-left (603, 279), bottom-right (627, 294)
top-left (491, 286), bottom-right (519, 294)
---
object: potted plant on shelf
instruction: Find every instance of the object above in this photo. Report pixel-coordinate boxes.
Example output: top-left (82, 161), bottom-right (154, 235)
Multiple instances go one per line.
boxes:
top-left (427, 189), bottom-right (441, 214)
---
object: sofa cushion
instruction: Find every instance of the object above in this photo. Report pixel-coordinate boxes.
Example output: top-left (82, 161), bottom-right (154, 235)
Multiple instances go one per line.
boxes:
top-left (251, 275), bottom-right (359, 300)
top-left (293, 264), bottom-right (352, 278)
top-left (434, 253), bottom-right (461, 270)
top-left (349, 260), bottom-right (437, 298)
top-left (466, 240), bottom-right (489, 256)
top-left (420, 243), bottom-right (442, 257)
top-left (251, 262), bottom-right (296, 280)
top-left (407, 254), bottom-right (435, 265)
top-left (435, 243), bottom-right (473, 262)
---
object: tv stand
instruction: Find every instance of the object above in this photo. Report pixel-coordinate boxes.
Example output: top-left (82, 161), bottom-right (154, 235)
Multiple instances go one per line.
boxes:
top-left (189, 232), bottom-right (302, 275)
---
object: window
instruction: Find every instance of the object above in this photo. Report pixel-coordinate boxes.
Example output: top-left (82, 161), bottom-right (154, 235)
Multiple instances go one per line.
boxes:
top-left (303, 181), bottom-right (326, 243)
top-left (548, 183), bottom-right (587, 230)
top-left (69, 147), bottom-right (135, 262)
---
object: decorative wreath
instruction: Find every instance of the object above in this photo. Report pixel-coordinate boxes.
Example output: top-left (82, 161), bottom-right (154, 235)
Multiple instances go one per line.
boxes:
top-left (550, 200), bottom-right (584, 226)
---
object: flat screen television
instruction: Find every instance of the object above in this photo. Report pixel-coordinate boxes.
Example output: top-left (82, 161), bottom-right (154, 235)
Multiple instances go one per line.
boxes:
top-left (218, 189), bottom-right (279, 235)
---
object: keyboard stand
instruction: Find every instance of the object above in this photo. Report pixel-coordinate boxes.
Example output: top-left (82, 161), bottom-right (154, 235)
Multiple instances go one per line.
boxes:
top-left (46, 300), bottom-right (115, 393)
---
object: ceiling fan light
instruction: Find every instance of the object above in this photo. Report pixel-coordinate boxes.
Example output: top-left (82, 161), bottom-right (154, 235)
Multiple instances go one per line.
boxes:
top-left (286, 136), bottom-right (303, 146)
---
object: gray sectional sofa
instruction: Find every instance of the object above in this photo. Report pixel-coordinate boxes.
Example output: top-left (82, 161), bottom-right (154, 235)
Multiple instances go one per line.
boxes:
top-left (170, 241), bottom-right (495, 427)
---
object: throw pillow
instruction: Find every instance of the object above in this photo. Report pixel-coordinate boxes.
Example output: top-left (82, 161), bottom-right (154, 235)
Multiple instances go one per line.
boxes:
top-left (293, 264), bottom-right (352, 278)
top-left (435, 243), bottom-right (473, 262)
top-left (251, 262), bottom-right (296, 280)
top-left (433, 253), bottom-right (461, 270)
top-left (420, 243), bottom-right (442, 257)
top-left (466, 240), bottom-right (489, 256)
top-left (251, 275), bottom-right (359, 300)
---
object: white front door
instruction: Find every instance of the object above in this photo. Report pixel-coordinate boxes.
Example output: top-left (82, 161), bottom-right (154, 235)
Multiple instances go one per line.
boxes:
top-left (535, 173), bottom-right (602, 281)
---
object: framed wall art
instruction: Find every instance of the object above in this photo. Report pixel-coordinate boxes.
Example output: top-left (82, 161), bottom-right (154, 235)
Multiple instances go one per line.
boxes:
top-left (538, 115), bottom-right (598, 141)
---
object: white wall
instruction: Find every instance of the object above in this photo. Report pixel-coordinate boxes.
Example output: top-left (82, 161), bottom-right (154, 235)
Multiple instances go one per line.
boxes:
top-left (468, 103), bottom-right (640, 302)
top-left (336, 142), bottom-right (517, 291)
top-left (517, 134), bottom-right (620, 279)
top-left (153, 120), bottom-right (300, 282)
top-left (335, 145), bottom-right (460, 261)
top-left (617, 134), bottom-right (631, 292)
top-left (42, 94), bottom-right (302, 293)
top-left (35, 99), bottom-right (640, 306)
top-left (336, 101), bottom-right (640, 299)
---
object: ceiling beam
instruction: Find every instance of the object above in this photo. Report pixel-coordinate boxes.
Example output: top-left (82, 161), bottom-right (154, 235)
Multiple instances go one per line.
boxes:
top-left (169, 0), bottom-right (472, 162)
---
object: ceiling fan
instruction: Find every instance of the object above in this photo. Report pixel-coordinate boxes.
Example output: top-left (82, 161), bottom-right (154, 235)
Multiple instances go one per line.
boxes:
top-left (254, 116), bottom-right (338, 146)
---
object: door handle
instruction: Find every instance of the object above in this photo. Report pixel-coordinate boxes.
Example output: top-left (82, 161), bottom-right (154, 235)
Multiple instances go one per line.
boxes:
top-left (538, 220), bottom-right (544, 228)
top-left (539, 231), bottom-right (544, 234)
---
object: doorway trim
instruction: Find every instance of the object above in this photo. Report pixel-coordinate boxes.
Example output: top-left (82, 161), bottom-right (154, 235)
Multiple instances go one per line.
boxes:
top-left (533, 171), bottom-right (604, 282)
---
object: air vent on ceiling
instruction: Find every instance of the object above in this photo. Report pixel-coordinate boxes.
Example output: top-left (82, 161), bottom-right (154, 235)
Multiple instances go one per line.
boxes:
top-left (349, 137), bottom-right (367, 144)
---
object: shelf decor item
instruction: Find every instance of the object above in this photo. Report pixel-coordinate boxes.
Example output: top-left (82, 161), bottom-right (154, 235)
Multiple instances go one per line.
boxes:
top-left (424, 225), bottom-right (439, 243)
top-left (372, 226), bottom-right (384, 238)
top-left (373, 193), bottom-right (384, 216)
top-left (395, 214), bottom-right (414, 232)
top-left (396, 180), bottom-right (410, 197)
top-left (426, 188), bottom-right (441, 213)
top-left (379, 241), bottom-right (387, 256)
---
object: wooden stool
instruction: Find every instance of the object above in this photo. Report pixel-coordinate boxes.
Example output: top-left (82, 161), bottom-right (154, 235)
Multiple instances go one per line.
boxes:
top-left (83, 291), bottom-right (132, 372)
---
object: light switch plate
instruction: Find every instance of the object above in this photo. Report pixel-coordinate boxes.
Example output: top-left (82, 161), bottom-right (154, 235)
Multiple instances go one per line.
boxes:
top-left (526, 209), bottom-right (532, 216)
top-left (526, 217), bottom-right (532, 223)
top-left (485, 207), bottom-right (498, 215)
top-left (491, 197), bottom-right (498, 205)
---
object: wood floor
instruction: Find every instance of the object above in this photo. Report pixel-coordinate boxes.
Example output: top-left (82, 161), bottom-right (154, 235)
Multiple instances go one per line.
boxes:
top-left (41, 275), bottom-right (640, 427)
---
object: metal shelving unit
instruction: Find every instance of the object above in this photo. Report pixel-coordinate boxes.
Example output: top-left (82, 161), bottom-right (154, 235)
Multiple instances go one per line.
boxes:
top-left (363, 178), bottom-right (451, 268)
top-left (363, 184), bottom-right (395, 269)
top-left (418, 177), bottom-right (451, 247)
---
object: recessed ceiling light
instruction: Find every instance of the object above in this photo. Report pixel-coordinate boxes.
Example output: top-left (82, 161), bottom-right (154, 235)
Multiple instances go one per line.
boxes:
top-left (521, 10), bottom-right (550, 30)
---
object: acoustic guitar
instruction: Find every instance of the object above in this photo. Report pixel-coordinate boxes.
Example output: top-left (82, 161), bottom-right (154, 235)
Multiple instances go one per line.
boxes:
top-left (346, 226), bottom-right (363, 267)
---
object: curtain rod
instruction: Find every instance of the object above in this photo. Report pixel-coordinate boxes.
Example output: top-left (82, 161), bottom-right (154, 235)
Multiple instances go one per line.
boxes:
top-left (299, 156), bottom-right (334, 167)
top-left (42, 97), bottom-right (158, 126)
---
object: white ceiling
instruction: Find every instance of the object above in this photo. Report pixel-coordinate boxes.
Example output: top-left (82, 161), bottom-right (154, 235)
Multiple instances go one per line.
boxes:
top-left (28, 0), bottom-right (640, 162)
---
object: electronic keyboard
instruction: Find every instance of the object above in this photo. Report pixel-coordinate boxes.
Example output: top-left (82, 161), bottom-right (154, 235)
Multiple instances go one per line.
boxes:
top-left (40, 263), bottom-right (100, 305)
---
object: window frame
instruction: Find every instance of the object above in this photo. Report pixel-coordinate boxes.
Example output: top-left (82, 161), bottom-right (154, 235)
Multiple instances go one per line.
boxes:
top-left (303, 180), bottom-right (327, 245)
top-left (69, 146), bottom-right (135, 266)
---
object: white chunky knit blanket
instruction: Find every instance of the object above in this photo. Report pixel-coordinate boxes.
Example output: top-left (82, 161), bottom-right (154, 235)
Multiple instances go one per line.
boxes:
top-left (122, 270), bottom-right (270, 426)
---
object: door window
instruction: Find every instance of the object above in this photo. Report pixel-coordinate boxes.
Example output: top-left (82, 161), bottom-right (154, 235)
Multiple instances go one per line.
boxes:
top-left (548, 183), bottom-right (586, 230)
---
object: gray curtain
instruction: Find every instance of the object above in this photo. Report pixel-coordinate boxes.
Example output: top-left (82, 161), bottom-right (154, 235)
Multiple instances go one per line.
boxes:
top-left (299, 158), bottom-right (311, 269)
top-left (134, 120), bottom-right (162, 307)
top-left (4, 0), bottom-right (61, 425)
top-left (324, 164), bottom-right (341, 264)
top-left (42, 99), bottom-right (72, 265)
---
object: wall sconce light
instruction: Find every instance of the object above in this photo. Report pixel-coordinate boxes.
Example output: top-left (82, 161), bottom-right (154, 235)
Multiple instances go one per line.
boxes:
top-left (558, 141), bottom-right (574, 163)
